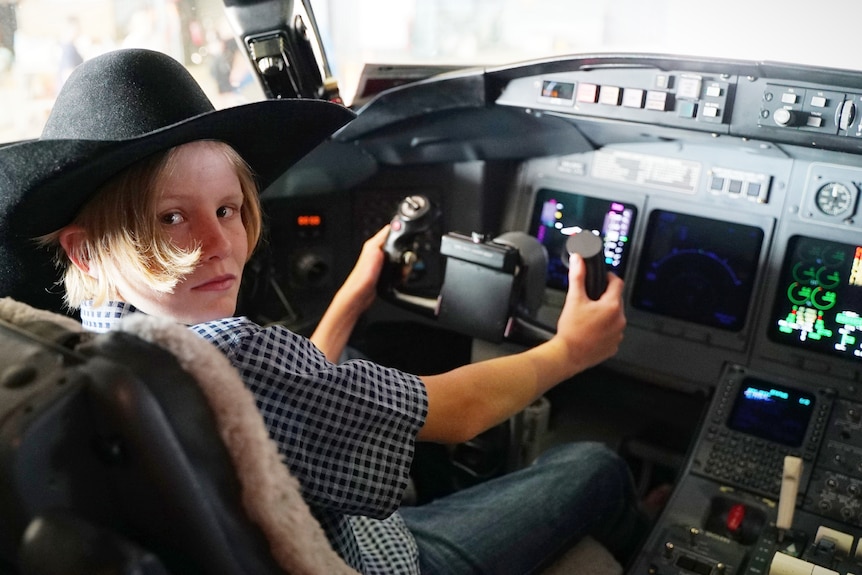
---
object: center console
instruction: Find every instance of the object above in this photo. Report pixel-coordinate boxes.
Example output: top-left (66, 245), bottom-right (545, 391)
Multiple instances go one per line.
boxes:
top-left (630, 362), bottom-right (862, 574)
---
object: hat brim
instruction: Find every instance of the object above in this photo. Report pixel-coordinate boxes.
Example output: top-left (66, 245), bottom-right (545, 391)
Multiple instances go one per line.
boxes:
top-left (0, 98), bottom-right (355, 238)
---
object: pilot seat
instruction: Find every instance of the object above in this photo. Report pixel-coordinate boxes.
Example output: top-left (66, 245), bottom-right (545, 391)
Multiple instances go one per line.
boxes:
top-left (0, 296), bottom-right (356, 575)
top-left (0, 297), bottom-right (622, 575)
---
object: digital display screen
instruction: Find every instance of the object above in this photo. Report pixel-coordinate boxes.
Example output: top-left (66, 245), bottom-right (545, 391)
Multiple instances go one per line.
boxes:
top-left (528, 188), bottom-right (637, 291)
top-left (726, 377), bottom-right (815, 447)
top-left (539, 80), bottom-right (576, 104)
top-left (631, 210), bottom-right (764, 332)
top-left (769, 235), bottom-right (862, 360)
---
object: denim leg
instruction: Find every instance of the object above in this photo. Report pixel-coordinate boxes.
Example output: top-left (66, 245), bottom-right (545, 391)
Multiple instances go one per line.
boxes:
top-left (399, 441), bottom-right (643, 575)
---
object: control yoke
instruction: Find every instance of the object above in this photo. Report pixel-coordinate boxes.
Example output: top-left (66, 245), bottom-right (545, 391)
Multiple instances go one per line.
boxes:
top-left (378, 195), bottom-right (610, 344)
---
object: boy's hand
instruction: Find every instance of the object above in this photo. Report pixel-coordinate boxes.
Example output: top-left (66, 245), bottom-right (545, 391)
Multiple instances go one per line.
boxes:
top-left (340, 225), bottom-right (390, 314)
top-left (553, 253), bottom-right (626, 374)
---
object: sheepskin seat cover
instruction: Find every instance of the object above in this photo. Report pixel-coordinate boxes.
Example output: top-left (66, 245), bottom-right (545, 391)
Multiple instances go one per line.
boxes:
top-left (0, 297), bottom-right (357, 575)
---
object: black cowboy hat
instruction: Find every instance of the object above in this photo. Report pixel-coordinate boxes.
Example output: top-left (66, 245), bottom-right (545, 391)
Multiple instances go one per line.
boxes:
top-left (0, 48), bottom-right (355, 311)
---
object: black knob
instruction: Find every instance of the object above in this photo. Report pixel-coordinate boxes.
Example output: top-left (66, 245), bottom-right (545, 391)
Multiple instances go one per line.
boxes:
top-left (773, 108), bottom-right (798, 127)
top-left (563, 231), bottom-right (608, 300)
top-left (294, 253), bottom-right (328, 285)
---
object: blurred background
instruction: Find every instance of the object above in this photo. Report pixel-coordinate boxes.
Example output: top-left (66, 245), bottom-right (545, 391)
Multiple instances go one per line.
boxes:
top-left (2, 0), bottom-right (860, 142)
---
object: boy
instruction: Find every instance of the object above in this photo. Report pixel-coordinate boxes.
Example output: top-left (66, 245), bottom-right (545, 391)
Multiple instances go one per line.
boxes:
top-left (2, 48), bottom-right (641, 573)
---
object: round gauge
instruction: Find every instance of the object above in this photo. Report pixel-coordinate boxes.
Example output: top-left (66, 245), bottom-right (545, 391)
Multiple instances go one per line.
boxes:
top-left (815, 181), bottom-right (854, 216)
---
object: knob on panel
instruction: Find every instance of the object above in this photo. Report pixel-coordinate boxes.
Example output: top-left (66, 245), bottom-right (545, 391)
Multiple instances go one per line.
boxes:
top-left (773, 108), bottom-right (797, 127)
top-left (293, 252), bottom-right (329, 285)
top-left (837, 99), bottom-right (857, 131)
top-left (563, 231), bottom-right (608, 300)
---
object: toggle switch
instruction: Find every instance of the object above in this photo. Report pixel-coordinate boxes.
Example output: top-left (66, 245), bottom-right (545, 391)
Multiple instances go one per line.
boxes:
top-left (663, 541), bottom-right (674, 559)
top-left (814, 526), bottom-right (854, 556)
top-left (689, 527), bottom-right (700, 546)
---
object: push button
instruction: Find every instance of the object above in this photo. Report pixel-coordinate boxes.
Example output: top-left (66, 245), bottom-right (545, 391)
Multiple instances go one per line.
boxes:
top-left (576, 83), bottom-right (599, 103)
top-left (781, 92), bottom-right (799, 104)
top-left (678, 101), bottom-right (697, 118)
top-left (622, 88), bottom-right (645, 108)
top-left (646, 91), bottom-right (669, 111)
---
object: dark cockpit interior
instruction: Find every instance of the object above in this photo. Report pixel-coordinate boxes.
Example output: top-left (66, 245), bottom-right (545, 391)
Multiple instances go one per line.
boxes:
top-left (242, 53), bottom-right (862, 573)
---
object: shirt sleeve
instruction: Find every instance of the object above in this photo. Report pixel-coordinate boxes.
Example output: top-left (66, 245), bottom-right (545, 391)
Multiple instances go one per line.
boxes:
top-left (192, 317), bottom-right (428, 519)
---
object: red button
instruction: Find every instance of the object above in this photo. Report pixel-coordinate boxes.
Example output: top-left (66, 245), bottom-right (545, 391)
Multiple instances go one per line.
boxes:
top-left (726, 503), bottom-right (746, 532)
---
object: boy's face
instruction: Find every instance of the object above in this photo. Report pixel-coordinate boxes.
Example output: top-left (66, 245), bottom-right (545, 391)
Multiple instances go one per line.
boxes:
top-left (114, 141), bottom-right (249, 324)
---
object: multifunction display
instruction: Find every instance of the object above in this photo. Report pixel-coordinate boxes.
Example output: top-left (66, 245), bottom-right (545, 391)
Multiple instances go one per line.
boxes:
top-left (770, 235), bottom-right (862, 360)
top-left (631, 210), bottom-right (764, 331)
top-left (529, 188), bottom-right (637, 291)
top-left (726, 377), bottom-right (816, 448)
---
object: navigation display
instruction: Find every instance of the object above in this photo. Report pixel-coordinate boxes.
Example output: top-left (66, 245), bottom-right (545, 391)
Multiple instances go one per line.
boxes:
top-left (631, 210), bottom-right (764, 332)
top-left (769, 235), bottom-right (862, 361)
top-left (528, 188), bottom-right (637, 291)
top-left (726, 377), bottom-right (815, 448)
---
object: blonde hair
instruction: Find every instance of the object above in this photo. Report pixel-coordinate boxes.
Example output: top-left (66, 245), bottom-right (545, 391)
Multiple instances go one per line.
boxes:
top-left (39, 141), bottom-right (262, 309)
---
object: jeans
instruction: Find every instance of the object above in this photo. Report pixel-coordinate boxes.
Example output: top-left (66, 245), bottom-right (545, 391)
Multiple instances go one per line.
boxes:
top-left (399, 441), bottom-right (644, 575)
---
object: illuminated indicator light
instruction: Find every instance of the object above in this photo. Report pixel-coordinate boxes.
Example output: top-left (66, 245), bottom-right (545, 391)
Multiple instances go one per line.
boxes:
top-left (536, 226), bottom-right (547, 243)
top-left (799, 398), bottom-right (811, 406)
top-left (540, 200), bottom-right (559, 227)
top-left (297, 215), bottom-right (322, 227)
top-left (851, 246), bottom-right (862, 286)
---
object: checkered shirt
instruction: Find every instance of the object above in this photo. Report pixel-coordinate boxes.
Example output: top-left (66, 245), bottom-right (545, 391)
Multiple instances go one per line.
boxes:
top-left (81, 301), bottom-right (428, 574)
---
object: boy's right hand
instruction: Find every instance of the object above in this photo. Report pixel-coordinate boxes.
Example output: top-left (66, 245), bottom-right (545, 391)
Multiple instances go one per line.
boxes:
top-left (553, 253), bottom-right (626, 375)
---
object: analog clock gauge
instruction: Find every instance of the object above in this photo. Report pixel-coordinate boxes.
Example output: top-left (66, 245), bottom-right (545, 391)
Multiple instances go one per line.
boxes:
top-left (815, 181), bottom-right (854, 216)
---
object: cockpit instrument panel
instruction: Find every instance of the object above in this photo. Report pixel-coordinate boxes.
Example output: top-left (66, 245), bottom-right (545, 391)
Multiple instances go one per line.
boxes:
top-left (769, 235), bottom-right (862, 362)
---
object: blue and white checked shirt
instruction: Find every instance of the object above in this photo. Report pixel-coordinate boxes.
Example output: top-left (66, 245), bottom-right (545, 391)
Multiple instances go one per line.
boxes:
top-left (82, 301), bottom-right (428, 574)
